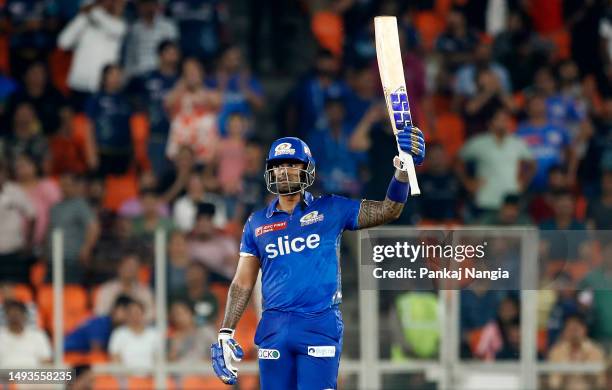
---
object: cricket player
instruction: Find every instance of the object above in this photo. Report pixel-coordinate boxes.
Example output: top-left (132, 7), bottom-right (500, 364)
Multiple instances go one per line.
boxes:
top-left (211, 127), bottom-right (425, 389)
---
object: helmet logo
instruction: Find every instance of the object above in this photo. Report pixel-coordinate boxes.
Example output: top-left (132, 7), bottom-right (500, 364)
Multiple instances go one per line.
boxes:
top-left (303, 145), bottom-right (311, 157)
top-left (274, 142), bottom-right (295, 156)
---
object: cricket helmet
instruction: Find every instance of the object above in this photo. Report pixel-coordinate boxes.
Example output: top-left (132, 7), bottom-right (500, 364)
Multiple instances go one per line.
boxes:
top-left (265, 137), bottom-right (316, 195)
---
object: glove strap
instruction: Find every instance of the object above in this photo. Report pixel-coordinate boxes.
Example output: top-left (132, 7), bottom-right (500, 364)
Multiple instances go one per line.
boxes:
top-left (219, 328), bottom-right (235, 342)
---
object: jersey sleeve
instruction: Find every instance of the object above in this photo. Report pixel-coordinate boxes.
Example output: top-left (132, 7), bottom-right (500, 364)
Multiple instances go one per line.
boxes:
top-left (331, 195), bottom-right (361, 231)
top-left (239, 215), bottom-right (260, 258)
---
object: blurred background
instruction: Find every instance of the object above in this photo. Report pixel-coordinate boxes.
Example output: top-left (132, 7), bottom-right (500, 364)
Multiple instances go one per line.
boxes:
top-left (0, 0), bottom-right (611, 388)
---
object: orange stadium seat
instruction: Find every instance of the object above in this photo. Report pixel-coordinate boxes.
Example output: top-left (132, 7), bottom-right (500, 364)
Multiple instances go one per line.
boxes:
top-left (311, 11), bottom-right (344, 57)
top-left (432, 112), bottom-right (465, 161)
top-left (30, 262), bottom-right (47, 288)
top-left (239, 374), bottom-right (260, 390)
top-left (92, 375), bottom-right (120, 390)
top-left (130, 113), bottom-right (151, 171)
top-left (0, 35), bottom-right (9, 75)
top-left (181, 375), bottom-right (227, 390)
top-left (37, 284), bottom-right (90, 333)
top-left (12, 284), bottom-right (33, 303)
top-left (103, 173), bottom-right (138, 212)
top-left (126, 376), bottom-right (176, 390)
top-left (139, 264), bottom-right (152, 285)
top-left (210, 283), bottom-right (230, 314)
top-left (414, 11), bottom-right (445, 51)
top-left (234, 306), bottom-right (259, 359)
top-left (49, 49), bottom-right (72, 95)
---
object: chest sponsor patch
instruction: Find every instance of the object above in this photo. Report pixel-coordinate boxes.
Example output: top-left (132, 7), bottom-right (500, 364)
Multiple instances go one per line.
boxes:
top-left (258, 349), bottom-right (280, 360)
top-left (255, 221), bottom-right (288, 237)
top-left (307, 346), bottom-right (336, 358)
top-left (300, 210), bottom-right (324, 226)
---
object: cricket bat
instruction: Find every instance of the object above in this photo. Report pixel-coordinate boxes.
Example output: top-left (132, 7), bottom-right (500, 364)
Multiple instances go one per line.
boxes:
top-left (375, 16), bottom-right (421, 196)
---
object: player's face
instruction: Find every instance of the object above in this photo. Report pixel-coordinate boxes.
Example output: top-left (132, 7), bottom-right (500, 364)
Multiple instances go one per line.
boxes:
top-left (272, 162), bottom-right (305, 194)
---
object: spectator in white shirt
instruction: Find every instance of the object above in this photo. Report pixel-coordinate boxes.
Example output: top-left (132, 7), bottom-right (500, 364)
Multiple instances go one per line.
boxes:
top-left (58, 0), bottom-right (127, 97)
top-left (108, 299), bottom-right (158, 371)
top-left (173, 170), bottom-right (227, 231)
top-left (124, 0), bottom-right (178, 79)
top-left (0, 300), bottom-right (51, 368)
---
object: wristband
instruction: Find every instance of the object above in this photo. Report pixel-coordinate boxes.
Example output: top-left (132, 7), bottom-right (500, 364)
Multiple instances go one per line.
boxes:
top-left (386, 176), bottom-right (409, 203)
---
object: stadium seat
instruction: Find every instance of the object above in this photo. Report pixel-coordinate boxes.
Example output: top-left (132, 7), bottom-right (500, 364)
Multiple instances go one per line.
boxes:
top-left (103, 173), bottom-right (138, 212)
top-left (126, 376), bottom-right (176, 390)
top-left (239, 374), bottom-right (260, 390)
top-left (92, 375), bottom-right (120, 390)
top-left (64, 351), bottom-right (91, 366)
top-left (139, 264), bottom-right (152, 285)
top-left (0, 35), bottom-right (8, 75)
top-left (49, 49), bottom-right (72, 95)
top-left (311, 11), bottom-right (344, 57)
top-left (9, 284), bottom-right (33, 303)
top-left (130, 113), bottom-right (151, 171)
top-left (30, 262), bottom-right (47, 288)
top-left (36, 284), bottom-right (90, 333)
top-left (209, 283), bottom-right (230, 314)
top-left (235, 306), bottom-right (259, 359)
top-left (432, 112), bottom-right (465, 161)
top-left (181, 376), bottom-right (227, 390)
top-left (414, 11), bottom-right (445, 51)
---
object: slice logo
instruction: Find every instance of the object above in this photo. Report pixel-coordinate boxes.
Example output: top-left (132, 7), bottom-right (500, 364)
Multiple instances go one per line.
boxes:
top-left (274, 142), bottom-right (295, 156)
top-left (255, 221), bottom-right (288, 237)
top-left (258, 349), bottom-right (280, 360)
top-left (307, 346), bottom-right (336, 358)
top-left (300, 211), bottom-right (324, 226)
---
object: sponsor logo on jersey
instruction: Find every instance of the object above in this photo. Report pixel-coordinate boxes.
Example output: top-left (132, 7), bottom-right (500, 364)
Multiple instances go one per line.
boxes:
top-left (255, 221), bottom-right (288, 237)
top-left (300, 210), bottom-right (324, 226)
top-left (265, 234), bottom-right (320, 259)
top-left (274, 142), bottom-right (295, 156)
top-left (258, 349), bottom-right (280, 360)
top-left (307, 346), bottom-right (336, 358)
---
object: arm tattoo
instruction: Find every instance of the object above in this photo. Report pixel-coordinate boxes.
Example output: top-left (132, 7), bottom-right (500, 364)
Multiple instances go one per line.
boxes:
top-left (357, 169), bottom-right (408, 229)
top-left (221, 283), bottom-right (253, 329)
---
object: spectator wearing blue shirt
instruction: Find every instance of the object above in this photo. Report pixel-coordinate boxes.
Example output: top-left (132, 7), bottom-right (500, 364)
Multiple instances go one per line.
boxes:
top-left (86, 64), bottom-right (133, 176)
top-left (165, 0), bottom-right (228, 61)
top-left (65, 295), bottom-right (133, 353)
top-left (516, 94), bottom-right (576, 192)
top-left (130, 40), bottom-right (181, 176)
top-left (344, 64), bottom-right (379, 128)
top-left (285, 48), bottom-right (351, 138)
top-left (307, 97), bottom-right (366, 197)
top-left (207, 45), bottom-right (265, 136)
top-left (454, 42), bottom-right (513, 99)
top-left (532, 67), bottom-right (586, 129)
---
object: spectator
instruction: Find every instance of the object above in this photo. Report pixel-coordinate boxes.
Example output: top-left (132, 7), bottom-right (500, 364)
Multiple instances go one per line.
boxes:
top-left (587, 168), bottom-right (612, 230)
top-left (167, 300), bottom-right (215, 362)
top-left (540, 190), bottom-right (586, 230)
top-left (548, 314), bottom-right (606, 390)
top-left (234, 139), bottom-right (267, 221)
top-left (285, 48), bottom-right (351, 137)
top-left (188, 202), bottom-right (237, 281)
top-left (169, 262), bottom-right (218, 328)
top-left (0, 0), bottom-right (56, 80)
top-left (0, 70), bottom-right (17, 115)
top-left (166, 0), bottom-right (228, 61)
top-left (49, 105), bottom-right (98, 175)
top-left (495, 319), bottom-right (520, 360)
top-left (528, 165), bottom-right (569, 224)
top-left (473, 295), bottom-right (520, 361)
top-left (435, 9), bottom-right (479, 71)
top-left (0, 283), bottom-right (39, 328)
top-left (118, 171), bottom-right (169, 218)
top-left (131, 188), bottom-right (173, 241)
top-left (454, 42), bottom-right (512, 99)
top-left (546, 273), bottom-right (584, 347)
top-left (158, 145), bottom-right (195, 203)
top-left (516, 94), bottom-right (575, 191)
top-left (13, 153), bottom-right (61, 251)
top-left (165, 57), bottom-right (221, 164)
top-left (579, 242), bottom-right (612, 348)
top-left (0, 300), bottom-right (51, 368)
top-left (58, 0), bottom-right (127, 98)
top-left (130, 40), bottom-right (181, 176)
top-left (0, 159), bottom-right (35, 283)
top-left (208, 44), bottom-right (265, 135)
top-left (123, 0), bottom-right (178, 80)
top-left (580, 96), bottom-right (612, 191)
top-left (3, 61), bottom-right (65, 135)
top-left (478, 194), bottom-right (533, 226)
top-left (216, 112), bottom-right (248, 197)
top-left (165, 231), bottom-right (190, 298)
top-left (462, 68), bottom-right (516, 136)
top-left (86, 64), bottom-right (133, 176)
top-left (108, 299), bottom-right (159, 370)
top-left (4, 102), bottom-right (47, 165)
top-left (389, 292), bottom-right (439, 360)
top-left (307, 97), bottom-right (367, 197)
top-left (65, 295), bottom-right (132, 353)
top-left (94, 252), bottom-right (154, 322)
top-left (460, 283), bottom-right (503, 357)
top-left (345, 65), bottom-right (379, 127)
top-left (457, 106), bottom-right (535, 215)
top-left (48, 172), bottom-right (100, 284)
top-left (415, 143), bottom-right (461, 223)
top-left (172, 171), bottom-right (227, 232)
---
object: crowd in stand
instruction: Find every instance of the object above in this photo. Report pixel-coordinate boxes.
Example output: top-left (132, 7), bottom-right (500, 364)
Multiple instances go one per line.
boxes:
top-left (0, 0), bottom-right (611, 388)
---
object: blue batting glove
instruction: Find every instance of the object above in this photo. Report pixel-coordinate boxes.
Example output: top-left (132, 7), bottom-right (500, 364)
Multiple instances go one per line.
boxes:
top-left (396, 126), bottom-right (426, 166)
top-left (211, 328), bottom-right (244, 385)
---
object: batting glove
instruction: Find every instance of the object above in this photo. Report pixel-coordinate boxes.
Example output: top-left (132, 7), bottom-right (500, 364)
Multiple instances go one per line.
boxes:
top-left (211, 328), bottom-right (244, 385)
top-left (396, 126), bottom-right (425, 166)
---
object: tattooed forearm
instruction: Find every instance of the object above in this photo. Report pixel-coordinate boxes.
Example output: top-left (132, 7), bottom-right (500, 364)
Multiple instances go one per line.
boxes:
top-left (357, 169), bottom-right (408, 229)
top-left (221, 283), bottom-right (253, 329)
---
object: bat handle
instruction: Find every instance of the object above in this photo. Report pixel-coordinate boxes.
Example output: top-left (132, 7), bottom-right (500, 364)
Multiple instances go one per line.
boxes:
top-left (398, 150), bottom-right (421, 196)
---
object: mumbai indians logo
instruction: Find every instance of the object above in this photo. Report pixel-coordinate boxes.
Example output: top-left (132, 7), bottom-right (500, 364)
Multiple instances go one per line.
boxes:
top-left (274, 142), bottom-right (295, 156)
top-left (389, 88), bottom-right (412, 131)
top-left (258, 349), bottom-right (280, 360)
top-left (300, 211), bottom-right (324, 226)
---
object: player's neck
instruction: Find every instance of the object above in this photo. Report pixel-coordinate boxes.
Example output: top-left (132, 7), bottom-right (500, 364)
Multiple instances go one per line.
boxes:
top-left (278, 193), bottom-right (302, 214)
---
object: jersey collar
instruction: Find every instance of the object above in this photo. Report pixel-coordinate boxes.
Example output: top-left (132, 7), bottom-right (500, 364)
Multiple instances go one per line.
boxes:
top-left (266, 191), bottom-right (314, 218)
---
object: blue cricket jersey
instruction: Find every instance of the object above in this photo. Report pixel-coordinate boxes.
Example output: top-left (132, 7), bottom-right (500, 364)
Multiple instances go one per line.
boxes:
top-left (240, 192), bottom-right (361, 314)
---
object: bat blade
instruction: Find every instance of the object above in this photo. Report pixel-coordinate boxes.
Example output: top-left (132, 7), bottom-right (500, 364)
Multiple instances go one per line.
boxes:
top-left (375, 16), bottom-right (421, 196)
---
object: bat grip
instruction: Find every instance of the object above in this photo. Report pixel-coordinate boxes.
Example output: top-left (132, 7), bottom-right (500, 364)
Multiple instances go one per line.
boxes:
top-left (398, 150), bottom-right (421, 196)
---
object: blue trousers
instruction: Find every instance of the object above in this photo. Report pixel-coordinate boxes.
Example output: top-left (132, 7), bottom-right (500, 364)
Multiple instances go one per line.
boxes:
top-left (255, 307), bottom-right (343, 390)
